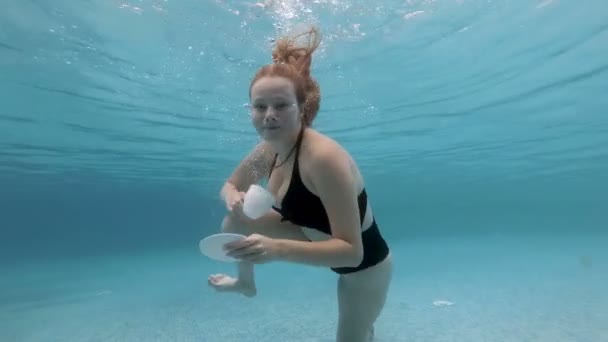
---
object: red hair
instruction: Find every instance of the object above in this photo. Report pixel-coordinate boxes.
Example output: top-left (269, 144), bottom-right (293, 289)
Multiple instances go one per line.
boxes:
top-left (249, 26), bottom-right (322, 127)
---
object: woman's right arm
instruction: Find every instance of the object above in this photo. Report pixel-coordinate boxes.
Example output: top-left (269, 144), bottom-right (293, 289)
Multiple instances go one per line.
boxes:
top-left (220, 141), bottom-right (274, 202)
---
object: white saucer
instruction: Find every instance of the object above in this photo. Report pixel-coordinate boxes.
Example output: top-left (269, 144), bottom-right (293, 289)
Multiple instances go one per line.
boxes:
top-left (199, 233), bottom-right (246, 262)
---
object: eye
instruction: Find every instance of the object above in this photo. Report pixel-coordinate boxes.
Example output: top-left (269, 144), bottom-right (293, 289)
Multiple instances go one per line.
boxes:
top-left (275, 103), bottom-right (288, 110)
top-left (253, 104), bottom-right (267, 111)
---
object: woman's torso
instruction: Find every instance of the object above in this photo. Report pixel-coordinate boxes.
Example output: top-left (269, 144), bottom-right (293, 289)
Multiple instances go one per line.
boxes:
top-left (265, 128), bottom-right (375, 236)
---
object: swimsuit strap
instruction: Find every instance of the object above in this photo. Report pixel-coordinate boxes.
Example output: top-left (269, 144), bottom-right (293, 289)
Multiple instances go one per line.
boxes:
top-left (268, 127), bottom-right (305, 178)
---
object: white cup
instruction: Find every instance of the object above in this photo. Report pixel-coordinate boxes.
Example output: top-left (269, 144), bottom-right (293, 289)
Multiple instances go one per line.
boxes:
top-left (243, 184), bottom-right (275, 219)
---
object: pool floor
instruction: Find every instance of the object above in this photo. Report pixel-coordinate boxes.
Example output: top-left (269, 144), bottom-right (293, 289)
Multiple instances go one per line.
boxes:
top-left (2, 232), bottom-right (607, 341)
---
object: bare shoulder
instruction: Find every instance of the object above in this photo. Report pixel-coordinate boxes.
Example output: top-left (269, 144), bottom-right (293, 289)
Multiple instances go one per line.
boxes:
top-left (310, 131), bottom-right (350, 161)
top-left (303, 129), bottom-right (361, 186)
top-left (252, 139), bottom-right (276, 162)
top-left (228, 139), bottom-right (276, 190)
top-left (250, 139), bottom-right (277, 175)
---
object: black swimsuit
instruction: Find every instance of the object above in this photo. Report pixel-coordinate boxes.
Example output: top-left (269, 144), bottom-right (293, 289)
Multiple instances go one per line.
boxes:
top-left (269, 129), bottom-right (390, 274)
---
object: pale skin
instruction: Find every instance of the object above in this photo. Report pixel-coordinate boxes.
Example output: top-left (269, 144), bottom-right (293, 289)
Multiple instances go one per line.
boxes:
top-left (208, 76), bottom-right (392, 342)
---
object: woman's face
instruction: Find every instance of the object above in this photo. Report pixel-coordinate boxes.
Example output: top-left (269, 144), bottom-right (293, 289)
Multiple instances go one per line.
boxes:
top-left (249, 76), bottom-right (301, 142)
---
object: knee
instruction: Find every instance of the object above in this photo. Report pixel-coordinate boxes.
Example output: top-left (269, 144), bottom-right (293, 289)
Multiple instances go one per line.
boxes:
top-left (221, 214), bottom-right (246, 235)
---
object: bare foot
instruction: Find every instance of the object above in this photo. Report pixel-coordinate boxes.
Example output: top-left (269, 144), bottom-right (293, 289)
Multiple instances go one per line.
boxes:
top-left (208, 274), bottom-right (257, 297)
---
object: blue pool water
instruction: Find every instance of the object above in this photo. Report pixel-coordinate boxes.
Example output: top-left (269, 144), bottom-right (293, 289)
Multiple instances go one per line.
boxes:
top-left (1, 0), bottom-right (607, 341)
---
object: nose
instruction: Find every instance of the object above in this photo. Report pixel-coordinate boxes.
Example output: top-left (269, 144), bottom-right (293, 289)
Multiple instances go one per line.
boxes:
top-left (263, 107), bottom-right (278, 121)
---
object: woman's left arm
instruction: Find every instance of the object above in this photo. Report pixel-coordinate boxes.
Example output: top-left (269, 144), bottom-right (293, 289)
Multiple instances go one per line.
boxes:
top-left (273, 146), bottom-right (364, 268)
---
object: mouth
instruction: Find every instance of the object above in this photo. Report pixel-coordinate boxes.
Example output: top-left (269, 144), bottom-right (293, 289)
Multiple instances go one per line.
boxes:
top-left (265, 126), bottom-right (280, 130)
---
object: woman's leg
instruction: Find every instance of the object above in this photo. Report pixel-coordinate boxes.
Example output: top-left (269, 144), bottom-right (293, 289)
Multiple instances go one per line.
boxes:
top-left (208, 210), bottom-right (309, 297)
top-left (336, 253), bottom-right (393, 342)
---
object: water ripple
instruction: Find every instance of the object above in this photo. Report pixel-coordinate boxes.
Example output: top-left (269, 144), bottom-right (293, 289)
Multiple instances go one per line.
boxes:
top-left (460, 63), bottom-right (608, 115)
top-left (0, 114), bottom-right (37, 124)
top-left (0, 0), bottom-right (606, 188)
top-left (0, 41), bottom-right (22, 52)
